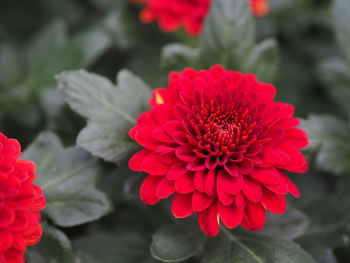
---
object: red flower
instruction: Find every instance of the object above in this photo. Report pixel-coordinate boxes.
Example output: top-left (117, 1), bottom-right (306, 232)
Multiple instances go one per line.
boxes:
top-left (131, 0), bottom-right (270, 36)
top-left (129, 65), bottom-right (308, 237)
top-left (250, 0), bottom-right (269, 16)
top-left (0, 133), bottom-right (45, 263)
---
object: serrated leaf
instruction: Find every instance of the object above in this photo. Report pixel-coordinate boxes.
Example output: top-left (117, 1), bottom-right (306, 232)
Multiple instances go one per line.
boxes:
top-left (259, 208), bottom-right (309, 240)
top-left (202, 232), bottom-right (316, 263)
top-left (57, 69), bottom-right (150, 164)
top-left (23, 131), bottom-right (112, 227)
top-left (301, 115), bottom-right (350, 175)
top-left (150, 221), bottom-right (207, 262)
top-left (199, 0), bottom-right (255, 68)
top-left (26, 223), bottom-right (72, 263)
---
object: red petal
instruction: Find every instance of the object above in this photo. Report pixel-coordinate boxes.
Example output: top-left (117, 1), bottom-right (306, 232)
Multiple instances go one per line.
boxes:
top-left (235, 192), bottom-right (247, 210)
top-left (241, 202), bottom-right (266, 231)
top-left (187, 159), bottom-right (206, 171)
top-left (194, 170), bottom-right (206, 192)
top-left (156, 145), bottom-right (176, 154)
top-left (279, 147), bottom-right (308, 173)
top-left (217, 170), bottom-right (243, 195)
top-left (173, 132), bottom-right (188, 145)
top-left (261, 189), bottom-right (287, 214)
top-left (0, 206), bottom-right (15, 228)
top-left (172, 194), bottom-right (194, 218)
top-left (223, 162), bottom-right (239, 176)
top-left (238, 159), bottom-right (254, 174)
top-left (265, 171), bottom-right (289, 195)
top-left (175, 173), bottom-right (195, 194)
top-left (142, 153), bottom-right (170, 175)
top-left (135, 126), bottom-right (159, 150)
top-left (152, 128), bottom-right (173, 143)
top-left (218, 202), bottom-right (244, 229)
top-left (140, 176), bottom-right (162, 205)
top-left (217, 185), bottom-right (235, 205)
top-left (129, 149), bottom-right (150, 171)
top-left (157, 178), bottom-right (175, 199)
top-left (152, 104), bottom-right (175, 124)
top-left (192, 191), bottom-right (216, 212)
top-left (164, 120), bottom-right (183, 136)
top-left (258, 146), bottom-right (290, 167)
top-left (283, 128), bottom-right (309, 149)
top-left (249, 168), bottom-right (280, 185)
top-left (167, 162), bottom-right (188, 180)
top-left (205, 169), bottom-right (216, 196)
top-left (198, 202), bottom-right (220, 237)
top-left (175, 145), bottom-right (196, 162)
top-left (0, 230), bottom-right (13, 252)
top-left (282, 173), bottom-right (300, 198)
top-left (242, 176), bottom-right (262, 202)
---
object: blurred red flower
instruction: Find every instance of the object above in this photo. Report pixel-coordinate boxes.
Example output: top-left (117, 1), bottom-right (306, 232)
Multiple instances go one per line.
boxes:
top-left (0, 133), bottom-right (45, 263)
top-left (129, 65), bottom-right (308, 237)
top-left (131, 0), bottom-right (270, 36)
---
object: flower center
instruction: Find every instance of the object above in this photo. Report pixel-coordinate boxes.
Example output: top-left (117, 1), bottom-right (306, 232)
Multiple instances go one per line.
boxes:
top-left (193, 101), bottom-right (256, 157)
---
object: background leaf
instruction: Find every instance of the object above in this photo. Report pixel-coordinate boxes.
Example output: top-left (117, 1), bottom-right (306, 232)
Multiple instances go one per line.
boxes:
top-left (57, 69), bottom-right (151, 164)
top-left (150, 221), bottom-right (207, 262)
top-left (23, 131), bottom-right (112, 227)
top-left (202, 231), bottom-right (316, 263)
top-left (301, 115), bottom-right (350, 175)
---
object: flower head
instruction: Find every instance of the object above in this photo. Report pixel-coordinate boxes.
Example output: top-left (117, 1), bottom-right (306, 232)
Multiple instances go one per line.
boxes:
top-left (131, 0), bottom-right (270, 36)
top-left (129, 65), bottom-right (308, 237)
top-left (250, 0), bottom-right (269, 16)
top-left (0, 133), bottom-right (45, 263)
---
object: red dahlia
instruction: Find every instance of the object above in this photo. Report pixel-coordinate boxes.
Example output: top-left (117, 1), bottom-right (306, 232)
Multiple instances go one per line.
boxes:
top-left (129, 65), bottom-right (308, 237)
top-left (0, 133), bottom-right (45, 263)
top-left (131, 0), bottom-right (270, 36)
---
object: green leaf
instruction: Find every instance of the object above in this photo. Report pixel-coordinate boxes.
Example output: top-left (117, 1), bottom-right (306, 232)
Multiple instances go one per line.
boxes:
top-left (242, 39), bottom-right (279, 83)
top-left (259, 208), bottom-right (310, 240)
top-left (297, 223), bottom-right (350, 254)
top-left (26, 223), bottom-right (73, 263)
top-left (57, 69), bottom-right (151, 164)
top-left (25, 19), bottom-right (67, 79)
top-left (23, 131), bottom-right (112, 227)
top-left (333, 0), bottom-right (350, 61)
top-left (301, 115), bottom-right (350, 175)
top-left (59, 26), bottom-right (111, 70)
top-left (199, 0), bottom-right (255, 69)
top-left (202, 231), bottom-right (316, 263)
top-left (318, 58), bottom-right (350, 116)
top-left (102, 1), bottom-right (138, 49)
top-left (161, 43), bottom-right (199, 71)
top-left (150, 221), bottom-right (207, 262)
top-left (195, 0), bottom-right (279, 82)
top-left (0, 44), bottom-right (22, 87)
top-left (312, 249), bottom-right (338, 263)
